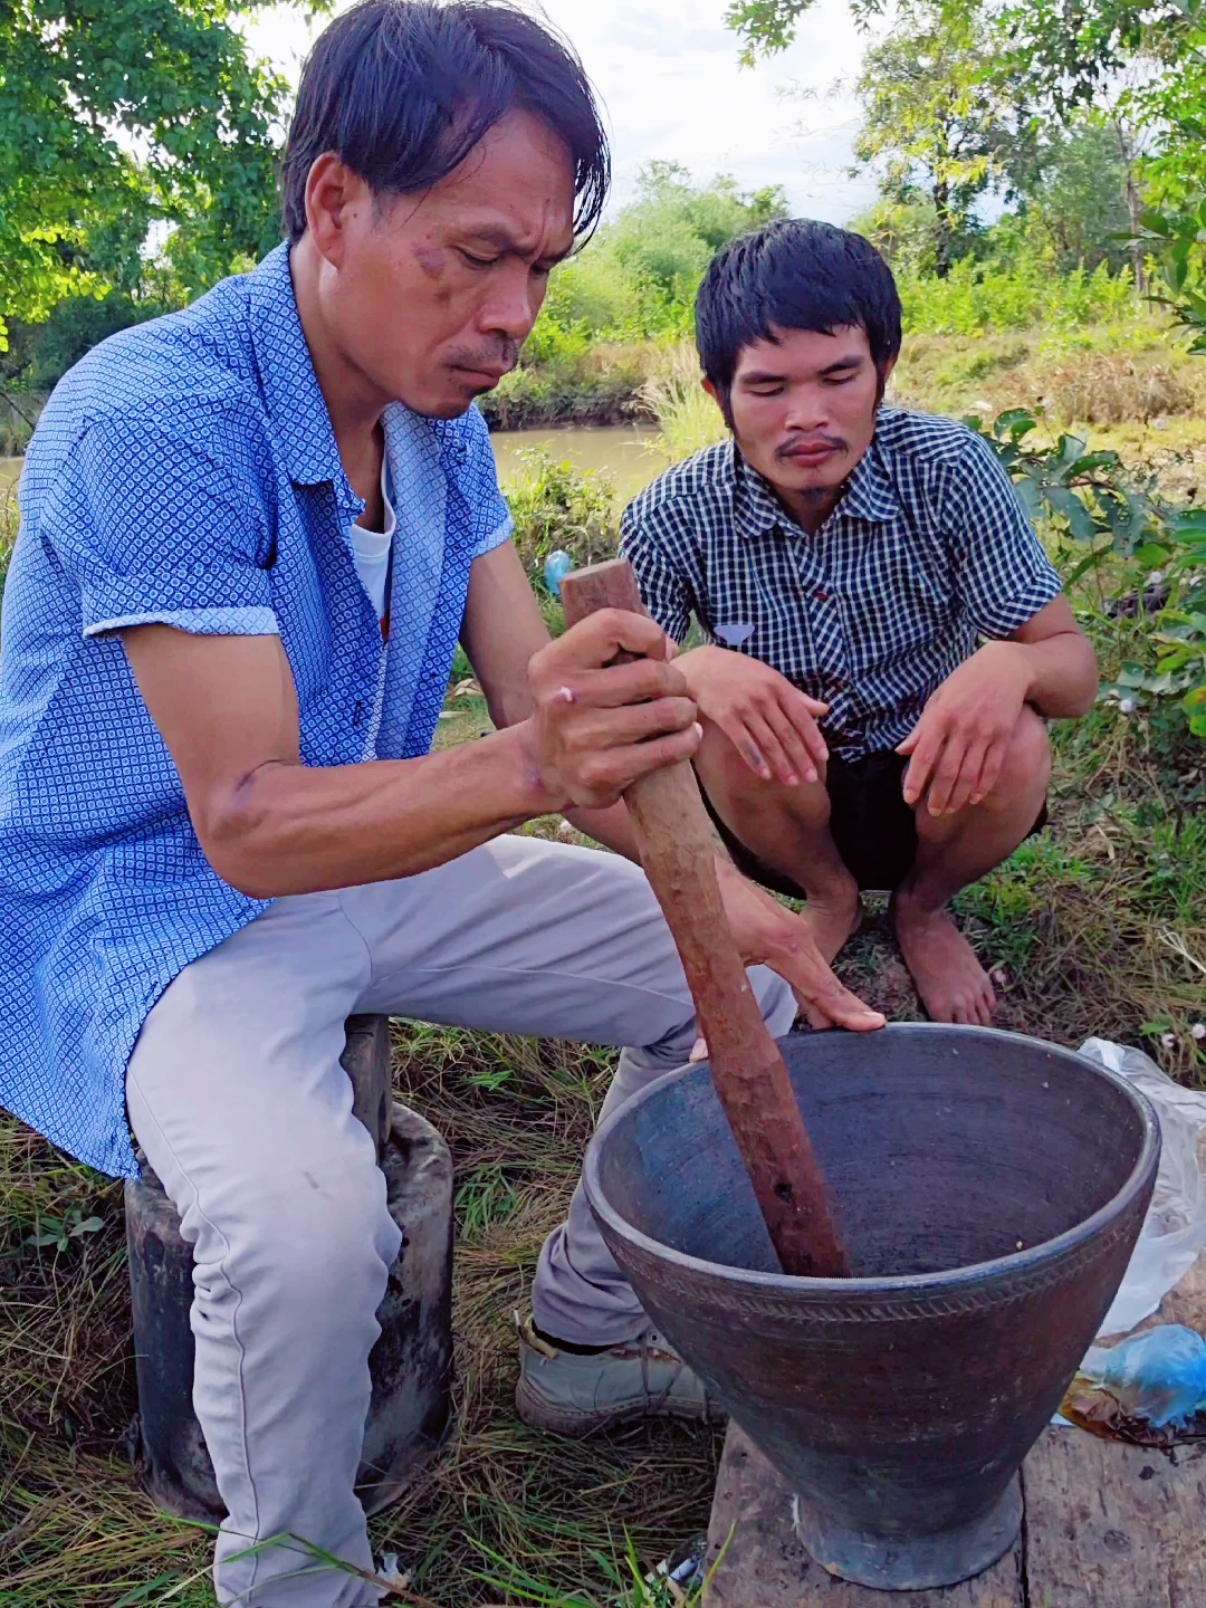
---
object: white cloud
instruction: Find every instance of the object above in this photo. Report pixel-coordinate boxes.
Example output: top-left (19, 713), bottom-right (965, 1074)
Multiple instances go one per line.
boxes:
top-left (244, 0), bottom-right (878, 223)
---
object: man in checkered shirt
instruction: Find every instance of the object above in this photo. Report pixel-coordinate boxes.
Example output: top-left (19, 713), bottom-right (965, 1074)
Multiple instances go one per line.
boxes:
top-left (622, 219), bottom-right (1099, 1026)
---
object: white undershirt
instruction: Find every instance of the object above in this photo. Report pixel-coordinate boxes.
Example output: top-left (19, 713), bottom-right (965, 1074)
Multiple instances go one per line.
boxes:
top-left (349, 461), bottom-right (395, 626)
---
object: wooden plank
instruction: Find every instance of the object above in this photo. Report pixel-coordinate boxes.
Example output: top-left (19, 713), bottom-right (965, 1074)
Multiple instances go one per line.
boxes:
top-left (701, 1423), bottom-right (1024, 1607)
top-left (1024, 1428), bottom-right (1206, 1608)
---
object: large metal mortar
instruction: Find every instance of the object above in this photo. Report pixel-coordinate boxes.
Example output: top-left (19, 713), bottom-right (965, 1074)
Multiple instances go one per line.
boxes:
top-left (584, 1024), bottom-right (1159, 1591)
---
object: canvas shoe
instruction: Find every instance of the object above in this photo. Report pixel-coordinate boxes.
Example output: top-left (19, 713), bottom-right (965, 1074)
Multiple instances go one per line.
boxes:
top-left (514, 1314), bottom-right (724, 1438)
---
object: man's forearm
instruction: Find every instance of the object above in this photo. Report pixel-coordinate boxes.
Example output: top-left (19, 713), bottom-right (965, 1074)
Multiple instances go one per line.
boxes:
top-left (1008, 632), bottom-right (1098, 718)
top-left (206, 724), bottom-right (557, 899)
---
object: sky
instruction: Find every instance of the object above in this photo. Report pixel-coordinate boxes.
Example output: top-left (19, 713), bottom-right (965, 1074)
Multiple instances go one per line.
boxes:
top-left (244, 0), bottom-right (880, 224)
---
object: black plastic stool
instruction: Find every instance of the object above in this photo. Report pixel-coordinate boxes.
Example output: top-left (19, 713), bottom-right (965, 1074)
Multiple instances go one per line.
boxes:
top-left (125, 1014), bottom-right (454, 1520)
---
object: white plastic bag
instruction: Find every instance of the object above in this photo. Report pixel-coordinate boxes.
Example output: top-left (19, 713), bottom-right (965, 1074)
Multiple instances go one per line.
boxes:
top-left (1079, 1037), bottom-right (1206, 1335)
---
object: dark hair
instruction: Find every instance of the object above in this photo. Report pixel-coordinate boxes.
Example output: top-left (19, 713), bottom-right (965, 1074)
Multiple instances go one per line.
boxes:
top-left (281, 0), bottom-right (609, 243)
top-left (695, 218), bottom-right (903, 397)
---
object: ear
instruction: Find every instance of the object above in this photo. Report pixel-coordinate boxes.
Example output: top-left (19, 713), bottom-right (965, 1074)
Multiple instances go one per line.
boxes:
top-left (702, 376), bottom-right (734, 430)
top-left (304, 154), bottom-right (373, 268)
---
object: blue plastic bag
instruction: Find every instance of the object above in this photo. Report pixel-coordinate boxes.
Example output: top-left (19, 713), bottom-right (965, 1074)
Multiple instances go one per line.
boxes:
top-left (1082, 1325), bottom-right (1206, 1427)
top-left (543, 550), bottom-right (574, 598)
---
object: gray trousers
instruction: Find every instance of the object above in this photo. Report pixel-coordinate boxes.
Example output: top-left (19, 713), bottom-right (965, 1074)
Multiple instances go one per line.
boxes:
top-left (126, 835), bottom-right (794, 1607)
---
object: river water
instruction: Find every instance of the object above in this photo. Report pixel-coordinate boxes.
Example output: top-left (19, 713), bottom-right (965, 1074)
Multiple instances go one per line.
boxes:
top-left (3, 425), bottom-right (673, 503)
top-left (490, 425), bottom-right (670, 502)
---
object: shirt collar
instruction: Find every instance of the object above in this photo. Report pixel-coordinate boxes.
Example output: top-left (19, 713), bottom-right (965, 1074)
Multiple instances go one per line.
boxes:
top-left (732, 421), bottom-right (902, 538)
top-left (247, 243), bottom-right (359, 506)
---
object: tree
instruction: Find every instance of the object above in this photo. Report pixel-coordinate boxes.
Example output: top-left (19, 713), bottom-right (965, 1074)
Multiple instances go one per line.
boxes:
top-left (0, 0), bottom-right (297, 348)
top-left (851, 5), bottom-right (1033, 275)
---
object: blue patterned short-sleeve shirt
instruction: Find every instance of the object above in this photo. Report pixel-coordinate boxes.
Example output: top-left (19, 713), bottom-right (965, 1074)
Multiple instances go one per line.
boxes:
top-left (0, 243), bottom-right (511, 1177)
top-left (620, 408), bottom-right (1062, 761)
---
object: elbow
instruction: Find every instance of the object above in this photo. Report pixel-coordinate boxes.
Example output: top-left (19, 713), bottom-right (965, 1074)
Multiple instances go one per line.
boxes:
top-left (196, 797), bottom-right (289, 901)
top-left (203, 836), bottom-right (283, 901)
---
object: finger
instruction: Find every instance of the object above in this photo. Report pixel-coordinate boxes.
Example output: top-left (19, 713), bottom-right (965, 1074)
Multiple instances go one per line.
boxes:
top-left (561, 696), bottom-right (698, 752)
top-left (542, 609), bottom-right (673, 673)
top-left (901, 725), bottom-right (945, 807)
top-left (969, 736), bottom-right (1008, 806)
top-left (761, 703), bottom-right (817, 786)
top-left (925, 733), bottom-right (969, 817)
top-left (720, 717), bottom-right (773, 781)
top-left (798, 695), bottom-right (829, 717)
top-left (552, 656), bottom-right (691, 710)
top-left (689, 1035), bottom-right (708, 1063)
top-left (569, 725), bottom-right (703, 806)
top-left (943, 739), bottom-right (990, 817)
top-left (782, 693), bottom-right (828, 775)
top-left (745, 711), bottom-right (800, 788)
top-left (773, 949), bottom-right (885, 1033)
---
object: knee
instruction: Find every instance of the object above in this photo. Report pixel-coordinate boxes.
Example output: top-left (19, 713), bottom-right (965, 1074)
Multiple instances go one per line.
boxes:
top-left (991, 708), bottom-right (1051, 806)
top-left (191, 1156), bottom-right (399, 1318)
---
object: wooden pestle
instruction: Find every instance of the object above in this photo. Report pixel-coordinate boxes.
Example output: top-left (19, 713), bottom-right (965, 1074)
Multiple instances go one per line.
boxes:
top-left (560, 558), bottom-right (850, 1279)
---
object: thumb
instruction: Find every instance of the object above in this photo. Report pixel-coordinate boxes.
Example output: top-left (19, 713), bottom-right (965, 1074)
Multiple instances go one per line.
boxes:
top-left (896, 727), bottom-right (920, 756)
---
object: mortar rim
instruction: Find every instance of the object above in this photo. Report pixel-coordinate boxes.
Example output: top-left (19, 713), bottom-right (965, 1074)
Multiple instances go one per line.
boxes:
top-left (583, 1022), bottom-right (1161, 1297)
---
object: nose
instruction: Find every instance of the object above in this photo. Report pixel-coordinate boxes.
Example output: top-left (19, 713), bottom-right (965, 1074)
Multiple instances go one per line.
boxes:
top-left (477, 261), bottom-right (542, 346)
top-left (783, 385), bottom-right (830, 434)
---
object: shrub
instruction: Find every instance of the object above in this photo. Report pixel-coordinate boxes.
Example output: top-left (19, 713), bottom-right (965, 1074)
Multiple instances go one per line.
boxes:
top-left (479, 346), bottom-right (655, 431)
top-left (505, 448), bottom-right (620, 581)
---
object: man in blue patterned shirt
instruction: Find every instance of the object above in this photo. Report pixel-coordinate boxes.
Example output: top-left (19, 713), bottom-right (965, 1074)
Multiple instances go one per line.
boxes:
top-left (622, 220), bottom-right (1098, 1028)
top-left (0, 8), bottom-right (884, 1604)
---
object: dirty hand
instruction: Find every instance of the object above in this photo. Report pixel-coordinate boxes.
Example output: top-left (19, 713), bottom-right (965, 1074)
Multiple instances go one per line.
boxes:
top-left (677, 645), bottom-right (829, 787)
top-left (897, 644), bottom-right (1033, 817)
top-left (714, 858), bottom-right (886, 1033)
top-left (523, 610), bottom-right (700, 811)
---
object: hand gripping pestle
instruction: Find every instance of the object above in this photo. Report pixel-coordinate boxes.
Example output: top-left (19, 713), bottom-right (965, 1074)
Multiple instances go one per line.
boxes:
top-left (560, 558), bottom-right (850, 1279)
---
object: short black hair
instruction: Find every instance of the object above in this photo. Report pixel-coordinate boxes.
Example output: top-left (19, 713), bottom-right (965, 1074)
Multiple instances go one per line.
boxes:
top-left (281, 0), bottom-right (609, 244)
top-left (695, 218), bottom-right (903, 396)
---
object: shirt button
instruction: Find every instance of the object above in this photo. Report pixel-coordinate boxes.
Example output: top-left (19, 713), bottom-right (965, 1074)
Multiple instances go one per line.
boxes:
top-left (814, 589), bottom-right (829, 602)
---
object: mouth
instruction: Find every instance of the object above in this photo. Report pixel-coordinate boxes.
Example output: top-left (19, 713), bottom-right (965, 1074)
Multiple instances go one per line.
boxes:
top-left (781, 441), bottom-right (843, 469)
top-left (452, 370), bottom-right (507, 393)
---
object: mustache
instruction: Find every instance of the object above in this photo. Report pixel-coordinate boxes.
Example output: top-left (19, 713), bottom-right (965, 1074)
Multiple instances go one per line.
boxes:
top-left (446, 339), bottom-right (521, 377)
top-left (776, 431), bottom-right (848, 459)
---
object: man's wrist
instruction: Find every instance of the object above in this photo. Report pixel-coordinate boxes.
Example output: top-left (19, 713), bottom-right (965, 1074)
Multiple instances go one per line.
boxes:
top-left (982, 639), bottom-right (1037, 697)
top-left (496, 721), bottom-right (569, 819)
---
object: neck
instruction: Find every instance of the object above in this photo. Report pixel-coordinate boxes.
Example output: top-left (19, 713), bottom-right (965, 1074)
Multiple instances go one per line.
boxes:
top-left (774, 481), bottom-right (845, 536)
top-left (289, 236), bottom-right (389, 492)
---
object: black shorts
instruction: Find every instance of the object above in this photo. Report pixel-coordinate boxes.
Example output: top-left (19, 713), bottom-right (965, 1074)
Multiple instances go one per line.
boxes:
top-left (701, 749), bottom-right (1048, 896)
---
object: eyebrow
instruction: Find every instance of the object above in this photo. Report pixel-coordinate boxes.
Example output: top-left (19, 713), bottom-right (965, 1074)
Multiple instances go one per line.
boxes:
top-left (739, 353), bottom-right (867, 385)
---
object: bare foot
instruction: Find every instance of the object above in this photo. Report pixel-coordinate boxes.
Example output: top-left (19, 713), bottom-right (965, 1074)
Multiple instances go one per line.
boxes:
top-left (801, 878), bottom-right (862, 964)
top-left (890, 892), bottom-right (996, 1024)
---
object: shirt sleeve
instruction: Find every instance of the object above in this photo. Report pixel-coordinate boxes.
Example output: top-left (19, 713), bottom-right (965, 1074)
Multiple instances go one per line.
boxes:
top-left (619, 498), bottom-right (694, 645)
top-left (42, 415), bottom-right (279, 640)
top-left (946, 429), bottom-right (1064, 639)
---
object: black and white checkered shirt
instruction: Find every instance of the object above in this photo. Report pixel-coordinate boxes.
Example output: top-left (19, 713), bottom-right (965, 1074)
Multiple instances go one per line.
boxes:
top-left (620, 407), bottom-right (1063, 761)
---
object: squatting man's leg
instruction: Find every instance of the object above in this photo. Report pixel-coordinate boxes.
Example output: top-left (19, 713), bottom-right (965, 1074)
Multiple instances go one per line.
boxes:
top-left (695, 707), bottom-right (1052, 1025)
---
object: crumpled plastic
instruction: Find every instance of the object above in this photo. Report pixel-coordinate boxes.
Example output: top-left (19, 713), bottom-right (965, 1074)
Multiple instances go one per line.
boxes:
top-left (1081, 1324), bottom-right (1206, 1427)
top-left (1079, 1037), bottom-right (1206, 1336)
